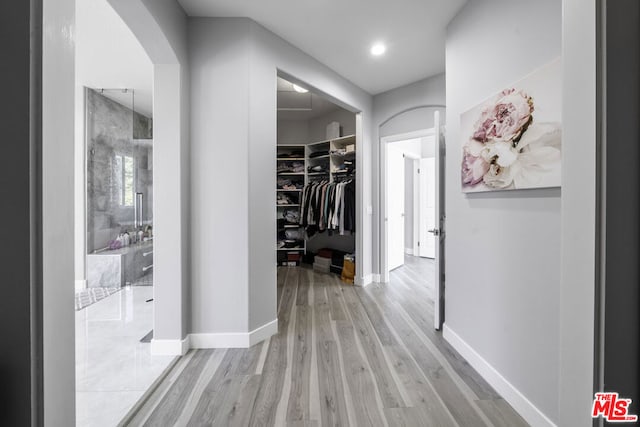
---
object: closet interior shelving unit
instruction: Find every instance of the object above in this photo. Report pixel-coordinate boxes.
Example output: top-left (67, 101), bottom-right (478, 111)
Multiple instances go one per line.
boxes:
top-left (276, 145), bottom-right (306, 265)
top-left (306, 134), bottom-right (356, 182)
top-left (276, 135), bottom-right (356, 266)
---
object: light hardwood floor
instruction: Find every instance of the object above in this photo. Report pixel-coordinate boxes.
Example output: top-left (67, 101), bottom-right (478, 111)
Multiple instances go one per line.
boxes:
top-left (124, 257), bottom-right (528, 426)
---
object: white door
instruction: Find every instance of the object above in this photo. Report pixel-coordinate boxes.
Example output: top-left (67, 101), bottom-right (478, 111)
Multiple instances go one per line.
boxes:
top-left (432, 111), bottom-right (445, 330)
top-left (419, 157), bottom-right (436, 258)
top-left (387, 144), bottom-right (405, 271)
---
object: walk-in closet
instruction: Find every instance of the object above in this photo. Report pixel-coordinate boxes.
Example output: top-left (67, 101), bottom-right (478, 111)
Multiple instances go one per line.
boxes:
top-left (276, 76), bottom-right (357, 282)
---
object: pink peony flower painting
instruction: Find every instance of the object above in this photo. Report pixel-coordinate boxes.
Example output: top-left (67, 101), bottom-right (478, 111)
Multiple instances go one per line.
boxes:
top-left (461, 58), bottom-right (562, 193)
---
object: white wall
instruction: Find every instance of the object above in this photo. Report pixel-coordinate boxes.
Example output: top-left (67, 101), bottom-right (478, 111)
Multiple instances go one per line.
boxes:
top-left (308, 108), bottom-right (356, 142)
top-left (250, 19), bottom-right (373, 324)
top-left (388, 139), bottom-right (422, 251)
top-left (277, 119), bottom-right (309, 145)
top-left (107, 0), bottom-right (191, 349)
top-left (188, 17), bottom-right (373, 338)
top-left (372, 74), bottom-right (446, 276)
top-left (189, 18), bottom-right (251, 335)
top-left (43, 0), bottom-right (76, 423)
top-left (444, 1), bottom-right (561, 425)
top-left (559, 0), bottom-right (597, 424)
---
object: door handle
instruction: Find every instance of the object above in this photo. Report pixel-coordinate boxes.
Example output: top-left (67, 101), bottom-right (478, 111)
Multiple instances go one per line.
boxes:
top-left (427, 228), bottom-right (440, 236)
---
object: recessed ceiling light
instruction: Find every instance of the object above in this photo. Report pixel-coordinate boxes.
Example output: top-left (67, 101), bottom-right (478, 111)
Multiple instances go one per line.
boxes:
top-left (370, 43), bottom-right (386, 56)
top-left (292, 84), bottom-right (309, 93)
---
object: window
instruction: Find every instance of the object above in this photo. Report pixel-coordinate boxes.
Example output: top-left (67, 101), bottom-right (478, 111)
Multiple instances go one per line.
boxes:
top-left (114, 154), bottom-right (135, 206)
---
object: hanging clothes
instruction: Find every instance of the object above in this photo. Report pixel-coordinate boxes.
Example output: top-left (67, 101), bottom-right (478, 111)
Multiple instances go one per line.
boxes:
top-left (299, 179), bottom-right (355, 237)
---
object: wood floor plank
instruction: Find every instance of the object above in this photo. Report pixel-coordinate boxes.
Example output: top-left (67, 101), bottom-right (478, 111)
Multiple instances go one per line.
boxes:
top-left (235, 340), bottom-right (265, 376)
top-left (317, 340), bottom-right (350, 427)
top-left (364, 288), bottom-right (490, 427)
top-left (351, 285), bottom-right (397, 347)
top-left (335, 321), bottom-right (387, 427)
top-left (211, 375), bottom-right (262, 427)
top-left (384, 407), bottom-right (441, 427)
top-left (476, 399), bottom-right (529, 427)
top-left (326, 276), bottom-right (347, 321)
top-left (286, 304), bottom-right (312, 422)
top-left (297, 268), bottom-right (310, 306)
top-left (341, 286), bottom-right (406, 409)
top-left (186, 349), bottom-right (246, 425)
top-left (142, 350), bottom-right (212, 427)
top-left (368, 279), bottom-right (500, 401)
top-left (248, 328), bottom-right (287, 426)
top-left (384, 345), bottom-right (459, 427)
top-left (249, 271), bottom-right (298, 426)
top-left (130, 259), bottom-right (527, 427)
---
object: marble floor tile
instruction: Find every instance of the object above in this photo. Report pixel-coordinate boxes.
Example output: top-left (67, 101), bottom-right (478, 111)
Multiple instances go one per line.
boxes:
top-left (76, 286), bottom-right (174, 426)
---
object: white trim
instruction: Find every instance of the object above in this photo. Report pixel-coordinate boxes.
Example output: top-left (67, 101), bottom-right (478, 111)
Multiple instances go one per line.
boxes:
top-left (381, 128), bottom-right (436, 144)
top-left (151, 336), bottom-right (190, 356)
top-left (412, 159), bottom-right (420, 257)
top-left (190, 319), bottom-right (278, 349)
top-left (404, 248), bottom-right (414, 255)
top-left (355, 274), bottom-right (373, 287)
top-left (190, 332), bottom-right (247, 348)
top-left (443, 325), bottom-right (557, 427)
top-left (372, 274), bottom-right (382, 283)
top-left (75, 279), bottom-right (87, 292)
top-left (249, 319), bottom-right (278, 346)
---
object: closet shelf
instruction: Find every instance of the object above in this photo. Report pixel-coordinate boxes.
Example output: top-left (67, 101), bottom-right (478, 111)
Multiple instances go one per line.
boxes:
top-left (277, 189), bottom-right (302, 192)
top-left (277, 157), bottom-right (304, 161)
top-left (277, 204), bottom-right (300, 207)
top-left (308, 154), bottom-right (330, 160)
top-left (284, 224), bottom-right (301, 228)
top-left (330, 151), bottom-right (356, 159)
top-left (277, 247), bottom-right (304, 251)
top-left (306, 134), bottom-right (356, 147)
top-left (277, 172), bottom-right (305, 176)
top-left (308, 172), bottom-right (329, 176)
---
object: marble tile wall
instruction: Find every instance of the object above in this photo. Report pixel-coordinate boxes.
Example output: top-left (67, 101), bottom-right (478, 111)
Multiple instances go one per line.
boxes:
top-left (86, 89), bottom-right (153, 253)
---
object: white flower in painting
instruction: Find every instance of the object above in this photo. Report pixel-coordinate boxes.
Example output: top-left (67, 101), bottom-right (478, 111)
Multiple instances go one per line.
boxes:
top-left (483, 123), bottom-right (561, 189)
top-left (483, 162), bottom-right (515, 189)
top-left (511, 123), bottom-right (562, 188)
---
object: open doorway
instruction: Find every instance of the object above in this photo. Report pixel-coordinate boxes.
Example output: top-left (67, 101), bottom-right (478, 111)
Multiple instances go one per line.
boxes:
top-left (385, 134), bottom-right (437, 271)
top-left (74, 1), bottom-right (173, 425)
top-left (276, 74), bottom-right (359, 282)
top-left (381, 113), bottom-right (445, 330)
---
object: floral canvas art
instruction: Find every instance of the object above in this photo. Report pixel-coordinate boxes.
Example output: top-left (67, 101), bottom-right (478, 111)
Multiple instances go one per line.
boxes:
top-left (461, 58), bottom-right (562, 192)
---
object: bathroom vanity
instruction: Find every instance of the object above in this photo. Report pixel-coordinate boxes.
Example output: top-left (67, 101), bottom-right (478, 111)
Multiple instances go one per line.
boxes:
top-left (87, 240), bottom-right (153, 288)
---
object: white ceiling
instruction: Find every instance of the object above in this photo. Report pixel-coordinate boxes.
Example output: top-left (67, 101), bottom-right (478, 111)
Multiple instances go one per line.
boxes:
top-left (178, 0), bottom-right (467, 95)
top-left (76, 0), bottom-right (154, 117)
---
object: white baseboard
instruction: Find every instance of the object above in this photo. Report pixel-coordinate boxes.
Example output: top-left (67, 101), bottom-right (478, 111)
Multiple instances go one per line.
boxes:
top-left (372, 274), bottom-right (382, 283)
top-left (151, 336), bottom-right (190, 356)
top-left (355, 274), bottom-right (373, 287)
top-left (190, 319), bottom-right (278, 349)
top-left (443, 325), bottom-right (556, 427)
top-left (75, 279), bottom-right (87, 292)
top-left (249, 319), bottom-right (278, 346)
top-left (404, 248), bottom-right (414, 255)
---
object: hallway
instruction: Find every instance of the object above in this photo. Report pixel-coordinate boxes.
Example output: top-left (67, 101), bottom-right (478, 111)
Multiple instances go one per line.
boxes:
top-left (125, 265), bottom-right (526, 426)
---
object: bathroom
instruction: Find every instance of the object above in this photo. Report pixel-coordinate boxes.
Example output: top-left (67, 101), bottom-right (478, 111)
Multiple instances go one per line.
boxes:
top-left (85, 88), bottom-right (154, 292)
top-left (75, 87), bottom-right (174, 427)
